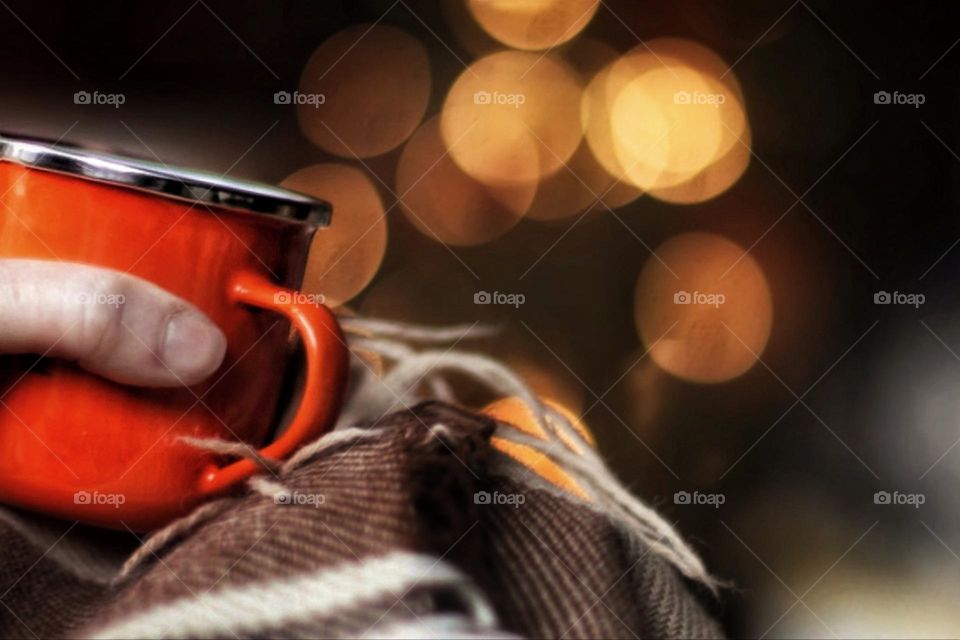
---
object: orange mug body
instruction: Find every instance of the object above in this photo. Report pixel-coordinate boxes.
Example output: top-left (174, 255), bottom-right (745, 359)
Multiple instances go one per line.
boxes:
top-left (0, 162), bottom-right (346, 530)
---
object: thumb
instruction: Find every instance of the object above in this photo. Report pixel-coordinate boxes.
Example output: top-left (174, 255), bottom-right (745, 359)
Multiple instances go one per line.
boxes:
top-left (0, 260), bottom-right (227, 387)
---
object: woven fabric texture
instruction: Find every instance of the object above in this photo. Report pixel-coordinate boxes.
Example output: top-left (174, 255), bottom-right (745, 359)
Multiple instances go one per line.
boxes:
top-left (0, 402), bottom-right (724, 639)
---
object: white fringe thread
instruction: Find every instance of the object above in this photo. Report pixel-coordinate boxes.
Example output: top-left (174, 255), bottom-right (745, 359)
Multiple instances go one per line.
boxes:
top-left (118, 316), bottom-right (717, 593)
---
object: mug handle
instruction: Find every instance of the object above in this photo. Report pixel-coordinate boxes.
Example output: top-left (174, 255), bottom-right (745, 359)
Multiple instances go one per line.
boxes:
top-left (197, 269), bottom-right (349, 495)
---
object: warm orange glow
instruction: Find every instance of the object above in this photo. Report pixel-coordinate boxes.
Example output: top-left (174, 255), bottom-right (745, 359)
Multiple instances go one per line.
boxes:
top-left (634, 232), bottom-right (773, 383)
top-left (526, 139), bottom-right (642, 221)
top-left (441, 0), bottom-right (499, 57)
top-left (441, 51), bottom-right (583, 185)
top-left (396, 117), bottom-right (534, 245)
top-left (649, 124), bottom-right (751, 204)
top-left (646, 39), bottom-right (750, 203)
top-left (282, 164), bottom-right (387, 307)
top-left (525, 38), bottom-right (644, 218)
top-left (582, 54), bottom-right (650, 190)
top-left (611, 65), bottom-right (722, 188)
top-left (467, 0), bottom-right (600, 51)
top-left (583, 39), bottom-right (749, 197)
top-left (297, 24), bottom-right (431, 158)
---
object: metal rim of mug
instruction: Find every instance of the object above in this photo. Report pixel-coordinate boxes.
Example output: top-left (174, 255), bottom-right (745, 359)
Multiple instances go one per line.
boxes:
top-left (0, 133), bottom-right (331, 226)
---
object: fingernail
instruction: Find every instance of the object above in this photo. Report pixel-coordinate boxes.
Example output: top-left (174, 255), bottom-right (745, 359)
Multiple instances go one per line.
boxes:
top-left (161, 310), bottom-right (227, 383)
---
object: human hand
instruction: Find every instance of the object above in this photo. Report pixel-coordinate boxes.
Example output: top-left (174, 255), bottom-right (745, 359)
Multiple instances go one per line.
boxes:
top-left (0, 260), bottom-right (226, 387)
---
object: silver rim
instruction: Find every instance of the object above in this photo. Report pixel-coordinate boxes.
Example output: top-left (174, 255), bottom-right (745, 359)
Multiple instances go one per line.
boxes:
top-left (0, 134), bottom-right (330, 226)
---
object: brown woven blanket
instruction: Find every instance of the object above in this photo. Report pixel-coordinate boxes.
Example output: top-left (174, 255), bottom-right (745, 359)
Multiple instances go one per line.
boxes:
top-left (0, 402), bottom-right (723, 639)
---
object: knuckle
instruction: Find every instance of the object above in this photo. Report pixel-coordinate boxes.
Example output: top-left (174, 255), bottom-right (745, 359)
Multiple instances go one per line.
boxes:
top-left (73, 275), bottom-right (129, 362)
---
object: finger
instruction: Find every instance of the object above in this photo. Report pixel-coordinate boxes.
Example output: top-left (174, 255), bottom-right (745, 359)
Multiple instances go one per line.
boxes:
top-left (0, 260), bottom-right (227, 387)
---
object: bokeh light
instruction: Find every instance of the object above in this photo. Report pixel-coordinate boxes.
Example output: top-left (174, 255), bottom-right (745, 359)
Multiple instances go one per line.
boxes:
top-left (282, 164), bottom-right (387, 307)
top-left (583, 39), bottom-right (749, 197)
top-left (441, 0), bottom-right (500, 57)
top-left (645, 39), bottom-right (751, 203)
top-left (581, 53), bottom-right (648, 190)
top-left (634, 232), bottom-right (772, 383)
top-left (648, 124), bottom-right (751, 204)
top-left (466, 0), bottom-right (600, 51)
top-left (612, 65), bottom-right (722, 187)
top-left (525, 141), bottom-right (632, 221)
top-left (441, 50), bottom-right (583, 185)
top-left (781, 562), bottom-right (960, 638)
top-left (297, 24), bottom-right (431, 158)
top-left (512, 38), bottom-right (642, 221)
top-left (397, 116), bottom-right (534, 245)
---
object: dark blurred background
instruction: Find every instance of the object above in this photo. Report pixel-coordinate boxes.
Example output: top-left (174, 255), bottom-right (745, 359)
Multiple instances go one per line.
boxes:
top-left (1, 1), bottom-right (959, 636)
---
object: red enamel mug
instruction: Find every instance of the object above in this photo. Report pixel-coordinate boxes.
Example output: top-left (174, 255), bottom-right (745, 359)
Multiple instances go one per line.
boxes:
top-left (0, 134), bottom-right (348, 531)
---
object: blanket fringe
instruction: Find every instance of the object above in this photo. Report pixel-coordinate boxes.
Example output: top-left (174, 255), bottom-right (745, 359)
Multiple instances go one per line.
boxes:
top-left (123, 316), bottom-right (717, 592)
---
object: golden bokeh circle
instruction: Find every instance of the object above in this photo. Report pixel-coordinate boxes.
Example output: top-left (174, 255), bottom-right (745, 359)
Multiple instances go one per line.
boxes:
top-left (441, 50), bottom-right (583, 185)
top-left (282, 164), bottom-right (387, 307)
top-left (583, 39), bottom-right (749, 197)
top-left (634, 232), bottom-right (773, 383)
top-left (525, 141), bottom-right (640, 221)
top-left (524, 37), bottom-right (643, 219)
top-left (648, 124), bottom-right (751, 204)
top-left (467, 0), bottom-right (600, 51)
top-left (582, 52), bottom-right (657, 190)
top-left (397, 116), bottom-right (535, 245)
top-left (645, 39), bottom-right (750, 203)
top-left (611, 65), bottom-right (723, 189)
top-left (297, 24), bottom-right (431, 158)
